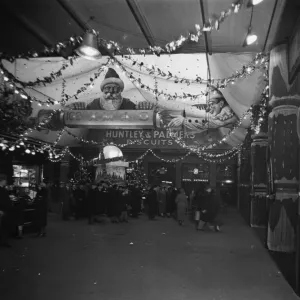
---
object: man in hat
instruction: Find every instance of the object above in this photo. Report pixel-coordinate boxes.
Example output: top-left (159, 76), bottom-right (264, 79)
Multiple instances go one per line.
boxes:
top-left (167, 89), bottom-right (237, 130)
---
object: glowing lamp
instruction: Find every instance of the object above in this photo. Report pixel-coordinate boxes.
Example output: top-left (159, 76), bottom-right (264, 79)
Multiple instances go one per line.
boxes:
top-left (75, 32), bottom-right (102, 61)
top-left (243, 27), bottom-right (257, 46)
top-left (247, 0), bottom-right (264, 6)
top-left (246, 33), bottom-right (257, 45)
top-left (103, 145), bottom-right (123, 160)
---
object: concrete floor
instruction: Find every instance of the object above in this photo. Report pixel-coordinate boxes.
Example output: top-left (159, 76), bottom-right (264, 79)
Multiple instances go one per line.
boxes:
top-left (0, 209), bottom-right (298, 300)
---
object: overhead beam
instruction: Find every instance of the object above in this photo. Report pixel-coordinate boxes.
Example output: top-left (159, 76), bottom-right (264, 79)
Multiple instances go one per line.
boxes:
top-left (55, 0), bottom-right (89, 31)
top-left (199, 0), bottom-right (212, 55)
top-left (199, 0), bottom-right (212, 81)
top-left (125, 0), bottom-right (156, 47)
top-left (262, 0), bottom-right (280, 52)
top-left (0, 3), bottom-right (54, 47)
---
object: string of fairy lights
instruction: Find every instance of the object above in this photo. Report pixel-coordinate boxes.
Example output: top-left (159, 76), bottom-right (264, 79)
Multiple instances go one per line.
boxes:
top-left (64, 146), bottom-right (239, 166)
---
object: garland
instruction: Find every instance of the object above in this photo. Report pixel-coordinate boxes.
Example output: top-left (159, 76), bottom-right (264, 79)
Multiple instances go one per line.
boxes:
top-left (121, 52), bottom-right (269, 88)
top-left (250, 83), bottom-right (269, 134)
top-left (0, 57), bottom-right (75, 88)
top-left (111, 57), bottom-right (205, 100)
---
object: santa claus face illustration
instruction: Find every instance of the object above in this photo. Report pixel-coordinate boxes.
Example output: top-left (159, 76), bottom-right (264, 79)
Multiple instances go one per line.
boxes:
top-left (100, 68), bottom-right (125, 110)
top-left (101, 83), bottom-right (123, 110)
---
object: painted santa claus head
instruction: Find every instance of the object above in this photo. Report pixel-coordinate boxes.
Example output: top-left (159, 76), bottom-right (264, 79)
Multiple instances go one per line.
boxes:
top-left (100, 68), bottom-right (125, 110)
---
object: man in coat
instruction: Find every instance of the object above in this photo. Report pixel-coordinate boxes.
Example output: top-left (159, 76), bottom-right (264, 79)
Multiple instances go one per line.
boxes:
top-left (0, 174), bottom-right (12, 247)
top-left (196, 185), bottom-right (220, 232)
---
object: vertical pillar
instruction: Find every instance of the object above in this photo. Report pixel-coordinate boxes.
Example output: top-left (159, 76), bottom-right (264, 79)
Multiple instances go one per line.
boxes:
top-left (267, 43), bottom-right (300, 252)
top-left (250, 133), bottom-right (268, 227)
top-left (176, 161), bottom-right (182, 188)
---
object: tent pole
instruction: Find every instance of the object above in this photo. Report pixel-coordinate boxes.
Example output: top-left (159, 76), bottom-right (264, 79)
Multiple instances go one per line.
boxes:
top-left (126, 0), bottom-right (156, 47)
top-left (199, 0), bottom-right (212, 81)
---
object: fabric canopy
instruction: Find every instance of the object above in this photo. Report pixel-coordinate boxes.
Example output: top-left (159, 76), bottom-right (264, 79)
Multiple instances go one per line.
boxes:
top-left (2, 52), bottom-right (265, 147)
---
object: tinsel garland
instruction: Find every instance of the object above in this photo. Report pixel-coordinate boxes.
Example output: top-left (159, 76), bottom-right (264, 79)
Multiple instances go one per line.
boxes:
top-left (0, 57), bottom-right (75, 88)
top-left (111, 57), bottom-right (205, 100)
top-left (121, 52), bottom-right (269, 88)
top-left (0, 87), bottom-right (33, 134)
top-left (250, 85), bottom-right (269, 134)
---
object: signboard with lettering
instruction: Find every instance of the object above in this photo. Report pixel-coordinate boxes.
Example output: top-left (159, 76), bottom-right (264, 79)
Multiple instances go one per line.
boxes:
top-left (91, 129), bottom-right (224, 149)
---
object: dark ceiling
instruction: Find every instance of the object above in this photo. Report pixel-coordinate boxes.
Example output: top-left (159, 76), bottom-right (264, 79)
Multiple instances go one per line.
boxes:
top-left (0, 0), bottom-right (292, 57)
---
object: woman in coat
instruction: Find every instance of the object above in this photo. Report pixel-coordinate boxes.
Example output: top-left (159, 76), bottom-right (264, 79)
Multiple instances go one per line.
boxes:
top-left (175, 188), bottom-right (188, 226)
top-left (35, 183), bottom-right (48, 237)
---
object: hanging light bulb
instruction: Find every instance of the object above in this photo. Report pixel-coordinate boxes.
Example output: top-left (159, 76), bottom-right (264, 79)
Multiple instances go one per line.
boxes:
top-left (25, 149), bottom-right (31, 154)
top-left (75, 31), bottom-right (102, 61)
top-left (246, 33), bottom-right (257, 45)
top-left (247, 0), bottom-right (264, 6)
top-left (243, 27), bottom-right (257, 46)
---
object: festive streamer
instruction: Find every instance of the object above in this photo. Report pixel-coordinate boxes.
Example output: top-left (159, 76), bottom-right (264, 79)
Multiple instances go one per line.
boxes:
top-left (111, 57), bottom-right (205, 100)
top-left (0, 57), bottom-right (75, 88)
top-left (121, 52), bottom-right (269, 88)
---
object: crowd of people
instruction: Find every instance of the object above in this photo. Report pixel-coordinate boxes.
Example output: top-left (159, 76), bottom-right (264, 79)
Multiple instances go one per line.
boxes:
top-left (0, 173), bottom-right (222, 248)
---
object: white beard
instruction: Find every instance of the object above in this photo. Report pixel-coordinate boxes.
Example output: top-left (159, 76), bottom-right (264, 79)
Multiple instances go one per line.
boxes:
top-left (100, 96), bottom-right (123, 110)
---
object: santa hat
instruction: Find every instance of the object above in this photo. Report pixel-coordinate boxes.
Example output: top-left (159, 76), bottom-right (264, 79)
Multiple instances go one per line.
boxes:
top-left (100, 68), bottom-right (124, 91)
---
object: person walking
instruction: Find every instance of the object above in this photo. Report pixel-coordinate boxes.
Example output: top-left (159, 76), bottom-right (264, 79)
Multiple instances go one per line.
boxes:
top-left (0, 174), bottom-right (12, 247)
top-left (35, 183), bottom-right (48, 237)
top-left (158, 186), bottom-right (167, 217)
top-left (175, 188), bottom-right (188, 226)
top-left (196, 185), bottom-right (220, 232)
